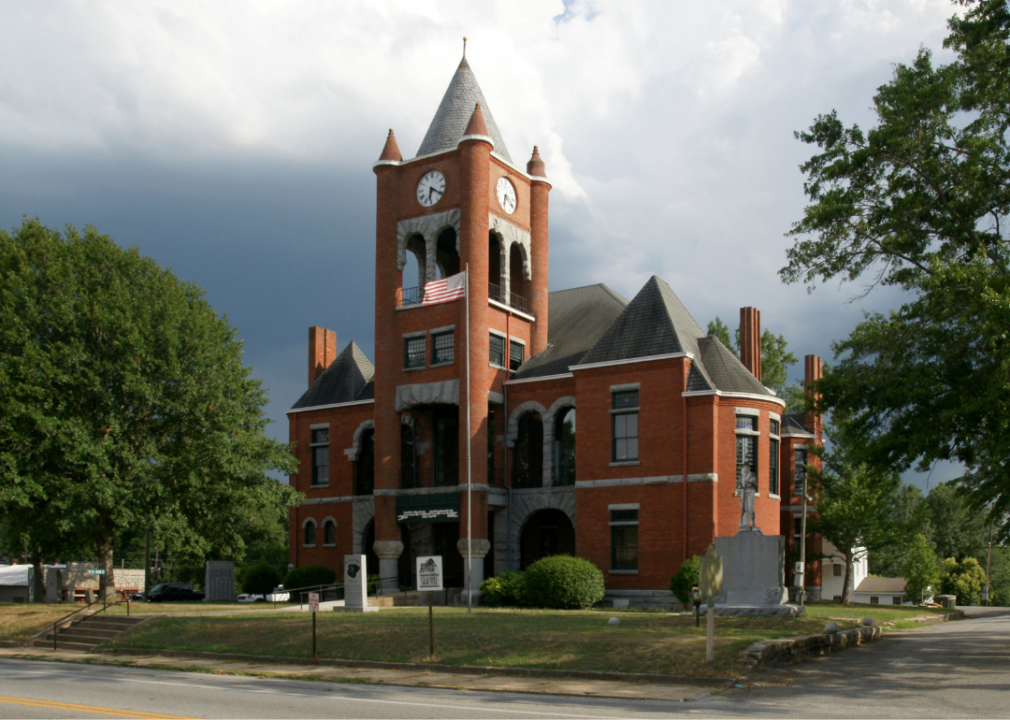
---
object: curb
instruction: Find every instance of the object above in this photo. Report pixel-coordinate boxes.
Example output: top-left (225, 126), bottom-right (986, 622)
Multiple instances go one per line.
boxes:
top-left (742, 610), bottom-right (964, 668)
top-left (94, 647), bottom-right (732, 687)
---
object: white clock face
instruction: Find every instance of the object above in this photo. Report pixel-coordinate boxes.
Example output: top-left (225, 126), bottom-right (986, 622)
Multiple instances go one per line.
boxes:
top-left (416, 170), bottom-right (445, 207)
top-left (496, 176), bottom-right (517, 214)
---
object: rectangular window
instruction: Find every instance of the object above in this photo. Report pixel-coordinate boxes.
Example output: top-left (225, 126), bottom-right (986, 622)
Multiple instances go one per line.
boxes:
top-left (769, 420), bottom-right (780, 496)
top-left (610, 509), bottom-right (639, 571)
top-left (736, 415), bottom-right (758, 490)
top-left (892, 597), bottom-right (902, 605)
top-left (509, 340), bottom-right (524, 371)
top-left (489, 334), bottom-right (505, 367)
top-left (870, 596), bottom-right (879, 605)
top-left (794, 516), bottom-right (803, 538)
top-left (487, 410), bottom-right (496, 487)
top-left (611, 391), bottom-right (640, 462)
top-left (310, 428), bottom-right (329, 486)
top-left (833, 564), bottom-right (843, 577)
top-left (432, 331), bottom-right (454, 364)
top-left (405, 336), bottom-right (425, 369)
top-left (794, 447), bottom-right (808, 496)
top-left (834, 595), bottom-right (843, 602)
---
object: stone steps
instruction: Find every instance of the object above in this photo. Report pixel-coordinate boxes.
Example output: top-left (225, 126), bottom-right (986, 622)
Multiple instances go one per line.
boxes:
top-left (31, 614), bottom-right (147, 651)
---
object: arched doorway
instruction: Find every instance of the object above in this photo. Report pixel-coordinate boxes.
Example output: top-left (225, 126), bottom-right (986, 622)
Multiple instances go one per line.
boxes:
top-left (356, 429), bottom-right (374, 495)
top-left (553, 407), bottom-right (575, 486)
top-left (520, 509), bottom-right (575, 569)
top-left (361, 520), bottom-right (379, 583)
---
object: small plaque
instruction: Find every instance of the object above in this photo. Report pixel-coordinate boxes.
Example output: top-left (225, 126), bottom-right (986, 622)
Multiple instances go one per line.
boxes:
top-left (416, 556), bottom-right (444, 592)
top-left (308, 592), bottom-right (320, 613)
top-left (698, 544), bottom-right (723, 600)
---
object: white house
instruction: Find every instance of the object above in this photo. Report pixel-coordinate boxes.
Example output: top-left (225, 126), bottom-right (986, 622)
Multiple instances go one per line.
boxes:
top-left (820, 540), bottom-right (869, 602)
top-left (852, 576), bottom-right (917, 605)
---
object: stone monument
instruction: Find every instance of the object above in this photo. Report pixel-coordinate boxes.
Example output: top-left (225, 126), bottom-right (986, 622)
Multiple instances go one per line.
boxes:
top-left (204, 561), bottom-right (236, 602)
top-left (335, 554), bottom-right (377, 613)
top-left (711, 469), bottom-right (803, 617)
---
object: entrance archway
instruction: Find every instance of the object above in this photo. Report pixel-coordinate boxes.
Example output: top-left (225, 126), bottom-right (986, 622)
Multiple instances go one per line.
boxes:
top-left (520, 509), bottom-right (575, 569)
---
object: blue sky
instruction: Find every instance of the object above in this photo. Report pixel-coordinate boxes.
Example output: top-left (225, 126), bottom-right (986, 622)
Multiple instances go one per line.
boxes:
top-left (0, 0), bottom-right (964, 489)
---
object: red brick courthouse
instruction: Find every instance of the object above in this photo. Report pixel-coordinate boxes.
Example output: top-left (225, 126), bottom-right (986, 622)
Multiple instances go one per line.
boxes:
top-left (287, 55), bottom-right (825, 604)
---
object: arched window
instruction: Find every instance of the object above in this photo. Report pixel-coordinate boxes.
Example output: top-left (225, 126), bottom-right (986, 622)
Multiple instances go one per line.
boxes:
top-left (323, 519), bottom-right (336, 546)
top-left (402, 234), bottom-right (426, 306)
top-left (356, 429), bottom-right (374, 495)
top-left (304, 519), bottom-right (317, 547)
top-left (509, 243), bottom-right (529, 312)
top-left (401, 423), bottom-right (417, 489)
top-left (436, 228), bottom-right (459, 278)
top-left (512, 412), bottom-right (543, 489)
top-left (488, 233), bottom-right (503, 302)
top-left (553, 408), bottom-right (576, 486)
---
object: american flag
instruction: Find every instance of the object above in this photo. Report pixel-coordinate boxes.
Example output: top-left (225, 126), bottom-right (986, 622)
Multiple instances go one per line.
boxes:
top-left (422, 271), bottom-right (467, 305)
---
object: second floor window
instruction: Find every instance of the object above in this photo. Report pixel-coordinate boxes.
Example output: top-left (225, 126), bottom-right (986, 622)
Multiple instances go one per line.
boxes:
top-left (735, 415), bottom-right (758, 490)
top-left (795, 447), bottom-right (808, 496)
top-left (509, 340), bottom-right (524, 371)
top-left (432, 331), bottom-right (454, 364)
top-left (310, 428), bottom-right (329, 486)
top-left (489, 333), bottom-right (505, 367)
top-left (405, 336), bottom-right (425, 369)
top-left (769, 419), bottom-right (780, 496)
top-left (612, 390), bottom-right (639, 462)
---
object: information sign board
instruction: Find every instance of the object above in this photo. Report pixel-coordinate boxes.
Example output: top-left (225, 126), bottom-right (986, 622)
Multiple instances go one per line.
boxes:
top-left (417, 556), bottom-right (444, 592)
top-left (698, 544), bottom-right (723, 600)
top-left (308, 592), bottom-right (320, 613)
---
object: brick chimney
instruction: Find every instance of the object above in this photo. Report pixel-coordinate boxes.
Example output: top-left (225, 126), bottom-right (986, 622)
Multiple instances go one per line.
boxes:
top-left (308, 326), bottom-right (337, 387)
top-left (739, 307), bottom-right (761, 381)
top-left (804, 354), bottom-right (824, 441)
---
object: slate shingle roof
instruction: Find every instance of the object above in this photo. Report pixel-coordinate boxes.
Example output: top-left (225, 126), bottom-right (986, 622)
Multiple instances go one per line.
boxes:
top-left (512, 284), bottom-right (628, 379)
top-left (517, 275), bottom-right (776, 400)
top-left (291, 341), bottom-right (375, 410)
top-left (416, 58), bottom-right (513, 164)
top-left (782, 412), bottom-right (813, 436)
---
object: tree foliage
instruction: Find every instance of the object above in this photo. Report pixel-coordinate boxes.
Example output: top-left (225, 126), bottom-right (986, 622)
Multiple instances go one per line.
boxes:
top-left (782, 0), bottom-right (1010, 535)
top-left (0, 220), bottom-right (300, 594)
top-left (670, 555), bottom-right (700, 605)
top-left (807, 421), bottom-right (908, 603)
top-left (938, 556), bottom-right (987, 604)
top-left (902, 534), bottom-right (941, 604)
top-left (869, 484), bottom-right (929, 577)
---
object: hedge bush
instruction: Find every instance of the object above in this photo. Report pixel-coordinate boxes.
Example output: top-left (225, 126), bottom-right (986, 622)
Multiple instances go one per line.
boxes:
top-left (670, 555), bottom-right (700, 605)
top-left (282, 564), bottom-right (336, 592)
top-left (479, 570), bottom-right (528, 607)
top-left (523, 555), bottom-right (605, 609)
top-left (242, 563), bottom-right (282, 595)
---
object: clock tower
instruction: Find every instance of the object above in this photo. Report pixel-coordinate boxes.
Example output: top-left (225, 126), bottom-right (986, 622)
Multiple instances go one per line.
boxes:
top-left (369, 54), bottom-right (550, 597)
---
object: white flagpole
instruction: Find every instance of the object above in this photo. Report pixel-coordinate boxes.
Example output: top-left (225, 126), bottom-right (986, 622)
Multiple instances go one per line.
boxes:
top-left (465, 263), bottom-right (472, 614)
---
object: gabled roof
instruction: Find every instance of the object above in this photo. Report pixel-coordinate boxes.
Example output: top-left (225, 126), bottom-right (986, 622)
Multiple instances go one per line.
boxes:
top-left (513, 284), bottom-right (628, 379)
top-left (291, 341), bottom-right (375, 410)
top-left (416, 57), bottom-right (512, 163)
top-left (578, 276), bottom-right (707, 366)
top-left (855, 577), bottom-right (906, 594)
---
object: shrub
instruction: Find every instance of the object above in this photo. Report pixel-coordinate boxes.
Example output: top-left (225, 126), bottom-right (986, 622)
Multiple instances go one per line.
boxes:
top-left (523, 555), bottom-right (605, 609)
top-left (479, 570), bottom-right (527, 607)
top-left (283, 564), bottom-right (336, 592)
top-left (242, 563), bottom-right (282, 595)
top-left (670, 555), bottom-right (700, 605)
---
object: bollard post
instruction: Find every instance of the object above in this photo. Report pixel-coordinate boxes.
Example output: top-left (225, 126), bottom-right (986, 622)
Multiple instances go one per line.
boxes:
top-left (706, 601), bottom-right (715, 662)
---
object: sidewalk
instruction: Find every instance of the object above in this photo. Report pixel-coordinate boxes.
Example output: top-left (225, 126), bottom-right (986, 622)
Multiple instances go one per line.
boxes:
top-left (0, 646), bottom-right (725, 702)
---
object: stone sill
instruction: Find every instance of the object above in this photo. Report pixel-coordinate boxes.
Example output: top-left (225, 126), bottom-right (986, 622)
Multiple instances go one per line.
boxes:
top-left (609, 461), bottom-right (641, 467)
top-left (609, 569), bottom-right (639, 575)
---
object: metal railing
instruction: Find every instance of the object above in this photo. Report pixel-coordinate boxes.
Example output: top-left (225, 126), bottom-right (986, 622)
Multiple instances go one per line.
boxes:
top-left (489, 283), bottom-right (528, 313)
top-left (42, 591), bottom-right (127, 651)
top-left (400, 286), bottom-right (423, 307)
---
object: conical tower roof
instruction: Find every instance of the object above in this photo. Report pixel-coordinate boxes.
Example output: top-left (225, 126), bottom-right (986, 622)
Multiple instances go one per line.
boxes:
top-left (416, 57), bottom-right (512, 163)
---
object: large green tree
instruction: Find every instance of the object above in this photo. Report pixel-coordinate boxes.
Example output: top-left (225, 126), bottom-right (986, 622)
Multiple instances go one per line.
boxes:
top-left (869, 484), bottom-right (929, 577)
top-left (0, 220), bottom-right (300, 598)
top-left (807, 421), bottom-right (908, 603)
top-left (782, 0), bottom-right (1010, 533)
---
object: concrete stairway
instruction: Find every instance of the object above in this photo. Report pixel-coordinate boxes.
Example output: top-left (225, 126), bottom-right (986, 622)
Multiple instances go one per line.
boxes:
top-left (32, 614), bottom-right (147, 651)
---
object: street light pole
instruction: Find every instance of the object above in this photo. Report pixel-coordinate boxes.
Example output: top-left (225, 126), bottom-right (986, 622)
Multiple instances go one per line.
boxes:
top-left (798, 470), bottom-right (809, 607)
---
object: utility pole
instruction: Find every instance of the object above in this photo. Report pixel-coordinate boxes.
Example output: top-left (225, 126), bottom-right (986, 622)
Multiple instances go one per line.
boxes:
top-left (144, 520), bottom-right (151, 599)
top-left (797, 468), bottom-right (809, 607)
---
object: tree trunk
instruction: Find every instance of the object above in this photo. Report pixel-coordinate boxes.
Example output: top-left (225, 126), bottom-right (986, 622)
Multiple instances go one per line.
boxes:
top-left (99, 537), bottom-right (116, 602)
top-left (841, 552), bottom-right (853, 605)
top-left (30, 548), bottom-right (45, 604)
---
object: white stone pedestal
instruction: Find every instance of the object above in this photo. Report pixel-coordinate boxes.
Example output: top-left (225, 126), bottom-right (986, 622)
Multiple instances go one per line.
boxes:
top-left (373, 541), bottom-right (404, 594)
top-left (334, 554), bottom-right (378, 613)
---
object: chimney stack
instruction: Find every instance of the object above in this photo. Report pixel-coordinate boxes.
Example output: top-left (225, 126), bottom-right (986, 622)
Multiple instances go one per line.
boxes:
top-left (308, 326), bottom-right (337, 387)
top-left (804, 354), bottom-right (824, 441)
top-left (739, 307), bottom-right (762, 381)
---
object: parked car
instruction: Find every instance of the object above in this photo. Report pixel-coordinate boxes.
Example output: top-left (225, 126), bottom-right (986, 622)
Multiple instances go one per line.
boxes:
top-left (236, 593), bottom-right (265, 603)
top-left (145, 583), bottom-right (205, 602)
top-left (266, 586), bottom-right (290, 602)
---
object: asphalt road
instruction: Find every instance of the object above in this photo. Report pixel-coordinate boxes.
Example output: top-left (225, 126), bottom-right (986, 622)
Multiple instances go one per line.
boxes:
top-left (1, 606), bottom-right (1006, 719)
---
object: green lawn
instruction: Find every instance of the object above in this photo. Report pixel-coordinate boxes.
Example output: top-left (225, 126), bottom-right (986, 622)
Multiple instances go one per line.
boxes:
top-left (0, 604), bottom-right (74, 644)
top-left (104, 606), bottom-right (876, 677)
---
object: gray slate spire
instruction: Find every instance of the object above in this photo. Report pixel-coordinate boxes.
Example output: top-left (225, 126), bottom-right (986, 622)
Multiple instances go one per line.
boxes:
top-left (416, 58), bottom-right (512, 163)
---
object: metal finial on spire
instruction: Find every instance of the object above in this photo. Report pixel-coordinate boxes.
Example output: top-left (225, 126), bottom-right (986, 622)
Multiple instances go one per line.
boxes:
top-left (463, 36), bottom-right (467, 57)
